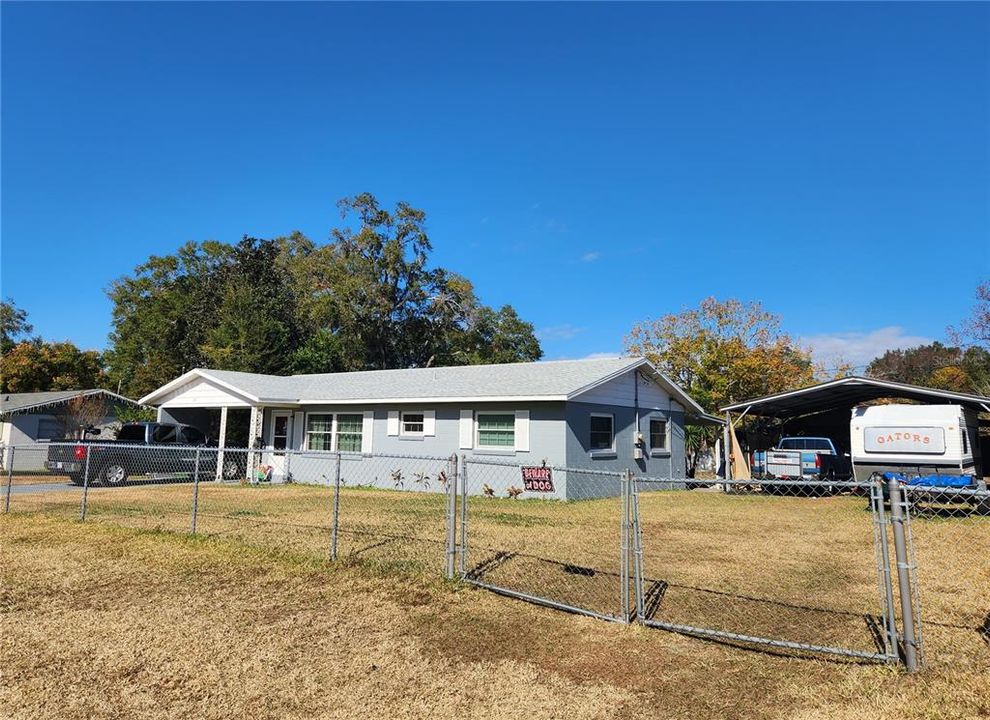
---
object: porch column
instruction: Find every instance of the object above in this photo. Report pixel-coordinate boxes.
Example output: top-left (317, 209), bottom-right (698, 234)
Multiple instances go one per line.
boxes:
top-left (215, 406), bottom-right (228, 482)
top-left (247, 406), bottom-right (262, 482)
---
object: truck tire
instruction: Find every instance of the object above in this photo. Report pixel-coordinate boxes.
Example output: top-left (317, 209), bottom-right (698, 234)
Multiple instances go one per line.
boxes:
top-left (222, 459), bottom-right (242, 481)
top-left (69, 475), bottom-right (85, 486)
top-left (100, 463), bottom-right (129, 486)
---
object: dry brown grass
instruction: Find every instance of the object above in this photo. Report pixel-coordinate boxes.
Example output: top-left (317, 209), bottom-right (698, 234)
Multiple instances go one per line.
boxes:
top-left (2, 483), bottom-right (988, 719)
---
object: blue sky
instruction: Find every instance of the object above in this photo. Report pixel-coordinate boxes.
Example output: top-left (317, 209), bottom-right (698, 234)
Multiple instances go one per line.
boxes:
top-left (2, 2), bottom-right (988, 369)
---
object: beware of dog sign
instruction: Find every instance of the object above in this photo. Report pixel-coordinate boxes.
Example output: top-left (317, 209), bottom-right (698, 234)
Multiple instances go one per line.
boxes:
top-left (521, 466), bottom-right (554, 492)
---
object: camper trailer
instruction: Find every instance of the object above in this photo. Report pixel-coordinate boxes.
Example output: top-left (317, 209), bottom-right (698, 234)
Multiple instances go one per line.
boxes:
top-left (850, 404), bottom-right (983, 482)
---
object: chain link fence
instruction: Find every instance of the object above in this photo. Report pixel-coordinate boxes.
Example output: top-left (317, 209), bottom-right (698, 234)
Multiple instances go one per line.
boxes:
top-left (901, 484), bottom-right (990, 671)
top-left (460, 458), bottom-right (631, 622)
top-left (631, 475), bottom-right (896, 662)
top-left (4, 442), bottom-right (985, 671)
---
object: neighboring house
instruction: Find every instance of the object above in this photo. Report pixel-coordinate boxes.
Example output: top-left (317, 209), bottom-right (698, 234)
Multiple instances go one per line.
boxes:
top-left (1, 389), bottom-right (142, 471)
top-left (139, 357), bottom-right (717, 499)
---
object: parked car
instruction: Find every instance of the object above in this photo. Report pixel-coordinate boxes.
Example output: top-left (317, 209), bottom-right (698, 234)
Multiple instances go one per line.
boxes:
top-left (45, 422), bottom-right (246, 486)
top-left (758, 436), bottom-right (853, 495)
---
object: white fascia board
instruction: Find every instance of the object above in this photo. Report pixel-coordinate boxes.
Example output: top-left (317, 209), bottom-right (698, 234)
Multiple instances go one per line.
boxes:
top-left (567, 358), bottom-right (708, 417)
top-left (297, 395), bottom-right (568, 405)
top-left (139, 369), bottom-right (263, 406)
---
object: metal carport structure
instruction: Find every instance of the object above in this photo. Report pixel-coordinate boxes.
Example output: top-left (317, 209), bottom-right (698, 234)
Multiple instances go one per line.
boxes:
top-left (718, 376), bottom-right (990, 480)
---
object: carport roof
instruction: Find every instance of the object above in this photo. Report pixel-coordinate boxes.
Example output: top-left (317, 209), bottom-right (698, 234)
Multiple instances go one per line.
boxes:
top-left (719, 376), bottom-right (990, 417)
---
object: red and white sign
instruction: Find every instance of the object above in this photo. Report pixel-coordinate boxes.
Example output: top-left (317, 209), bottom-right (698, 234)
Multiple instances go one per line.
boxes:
top-left (864, 427), bottom-right (946, 455)
top-left (521, 466), bottom-right (554, 492)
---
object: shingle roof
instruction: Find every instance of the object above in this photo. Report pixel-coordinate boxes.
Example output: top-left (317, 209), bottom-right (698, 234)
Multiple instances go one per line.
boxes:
top-left (0, 389), bottom-right (140, 417)
top-left (141, 357), bottom-right (708, 415)
top-left (197, 357), bottom-right (641, 401)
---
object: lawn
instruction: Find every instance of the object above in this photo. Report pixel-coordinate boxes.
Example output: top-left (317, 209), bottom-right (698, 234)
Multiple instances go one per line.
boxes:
top-left (1, 483), bottom-right (987, 719)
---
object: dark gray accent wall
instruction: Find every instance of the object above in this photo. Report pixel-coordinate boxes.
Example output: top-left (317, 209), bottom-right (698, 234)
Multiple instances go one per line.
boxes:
top-left (564, 401), bottom-right (686, 480)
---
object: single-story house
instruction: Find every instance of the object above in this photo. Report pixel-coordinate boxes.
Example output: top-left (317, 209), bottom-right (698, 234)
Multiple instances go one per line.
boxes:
top-left (1, 389), bottom-right (142, 471)
top-left (139, 357), bottom-right (716, 499)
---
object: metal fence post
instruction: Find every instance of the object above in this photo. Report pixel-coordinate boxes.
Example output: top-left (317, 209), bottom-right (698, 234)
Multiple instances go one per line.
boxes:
top-left (620, 469), bottom-right (630, 623)
top-left (445, 454), bottom-right (458, 579)
top-left (191, 448), bottom-right (201, 534)
top-left (870, 477), bottom-right (898, 661)
top-left (4, 446), bottom-right (14, 513)
top-left (330, 452), bottom-right (342, 561)
top-left (284, 449), bottom-right (292, 484)
top-left (629, 470), bottom-right (645, 622)
top-left (888, 477), bottom-right (919, 672)
top-left (79, 448), bottom-right (92, 521)
top-left (459, 455), bottom-right (468, 577)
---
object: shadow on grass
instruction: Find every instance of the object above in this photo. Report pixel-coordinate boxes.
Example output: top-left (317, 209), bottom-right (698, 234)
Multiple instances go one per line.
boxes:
top-left (465, 546), bottom-right (893, 663)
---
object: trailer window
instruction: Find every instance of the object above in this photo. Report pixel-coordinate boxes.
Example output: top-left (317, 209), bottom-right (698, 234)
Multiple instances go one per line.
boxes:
top-left (962, 428), bottom-right (968, 454)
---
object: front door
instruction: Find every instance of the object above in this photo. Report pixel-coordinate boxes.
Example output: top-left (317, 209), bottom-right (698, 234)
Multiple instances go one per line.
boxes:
top-left (264, 411), bottom-right (292, 481)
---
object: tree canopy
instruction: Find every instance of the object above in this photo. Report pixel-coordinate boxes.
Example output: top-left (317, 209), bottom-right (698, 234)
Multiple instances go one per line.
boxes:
top-left (624, 297), bottom-right (818, 413)
top-left (1, 299), bottom-right (33, 355)
top-left (105, 194), bottom-right (542, 398)
top-left (2, 339), bottom-right (107, 393)
top-left (866, 342), bottom-right (990, 395)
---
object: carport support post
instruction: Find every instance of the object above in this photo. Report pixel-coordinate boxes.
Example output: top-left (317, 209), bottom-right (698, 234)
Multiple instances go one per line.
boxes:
top-left (330, 452), bottom-right (342, 561)
top-left (79, 449), bottom-right (92, 521)
top-left (722, 412), bottom-right (732, 490)
top-left (191, 448), bottom-right (201, 534)
top-left (445, 454), bottom-right (457, 579)
top-left (215, 407), bottom-right (228, 483)
top-left (888, 477), bottom-right (919, 672)
top-left (3, 446), bottom-right (14, 513)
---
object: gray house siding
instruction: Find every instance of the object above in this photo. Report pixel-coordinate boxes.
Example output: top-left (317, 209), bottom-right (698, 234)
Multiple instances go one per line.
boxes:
top-left (260, 402), bottom-right (572, 499)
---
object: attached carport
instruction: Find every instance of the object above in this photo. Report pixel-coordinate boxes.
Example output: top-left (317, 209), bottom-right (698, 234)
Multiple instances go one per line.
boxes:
top-left (718, 377), bottom-right (990, 480)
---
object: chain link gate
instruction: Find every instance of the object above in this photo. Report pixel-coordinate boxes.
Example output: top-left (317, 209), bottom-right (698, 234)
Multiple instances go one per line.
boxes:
top-left (627, 475), bottom-right (901, 664)
top-left (458, 457), bottom-right (632, 623)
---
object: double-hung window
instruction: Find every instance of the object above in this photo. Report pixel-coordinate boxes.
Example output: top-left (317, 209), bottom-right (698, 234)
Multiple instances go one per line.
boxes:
top-left (401, 412), bottom-right (425, 436)
top-left (650, 418), bottom-right (668, 452)
top-left (590, 414), bottom-right (615, 452)
top-left (335, 414), bottom-right (364, 452)
top-left (306, 414), bottom-right (334, 451)
top-left (476, 413), bottom-right (515, 448)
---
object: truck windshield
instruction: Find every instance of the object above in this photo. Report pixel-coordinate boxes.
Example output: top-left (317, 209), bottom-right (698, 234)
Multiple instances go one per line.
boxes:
top-left (117, 425), bottom-right (146, 443)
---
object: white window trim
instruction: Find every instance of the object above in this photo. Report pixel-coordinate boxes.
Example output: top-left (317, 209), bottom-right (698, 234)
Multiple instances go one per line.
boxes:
top-left (335, 412), bottom-right (365, 454)
top-left (304, 411), bottom-right (365, 453)
top-left (589, 412), bottom-right (616, 456)
top-left (304, 411), bottom-right (336, 452)
top-left (400, 410), bottom-right (426, 438)
top-left (475, 411), bottom-right (517, 451)
top-left (648, 414), bottom-right (671, 456)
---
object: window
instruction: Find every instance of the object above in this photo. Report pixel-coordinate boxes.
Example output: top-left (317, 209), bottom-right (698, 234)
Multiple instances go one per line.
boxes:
top-left (36, 419), bottom-right (64, 441)
top-left (590, 414), bottom-right (614, 451)
top-left (401, 412), bottom-right (425, 436)
top-left (962, 428), bottom-right (969, 454)
top-left (306, 414), bottom-right (333, 451)
top-left (118, 425), bottom-right (146, 443)
top-left (477, 413), bottom-right (515, 448)
top-left (152, 424), bottom-right (178, 443)
top-left (336, 414), bottom-right (364, 452)
top-left (650, 418), bottom-right (668, 451)
top-left (181, 427), bottom-right (206, 445)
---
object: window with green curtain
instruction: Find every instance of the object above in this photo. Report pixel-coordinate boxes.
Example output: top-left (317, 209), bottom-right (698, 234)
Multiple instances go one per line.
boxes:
top-left (306, 414), bottom-right (334, 451)
top-left (477, 413), bottom-right (515, 448)
top-left (336, 413), bottom-right (364, 452)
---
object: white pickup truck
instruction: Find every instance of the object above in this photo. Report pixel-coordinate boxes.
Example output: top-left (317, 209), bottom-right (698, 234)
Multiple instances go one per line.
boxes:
top-left (762, 437), bottom-right (852, 481)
